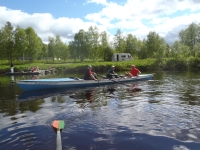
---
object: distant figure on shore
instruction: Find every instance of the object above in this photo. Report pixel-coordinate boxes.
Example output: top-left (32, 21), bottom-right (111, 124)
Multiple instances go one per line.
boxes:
top-left (31, 67), bottom-right (35, 72)
top-left (35, 66), bottom-right (40, 71)
top-left (20, 69), bottom-right (24, 73)
top-left (10, 62), bottom-right (14, 73)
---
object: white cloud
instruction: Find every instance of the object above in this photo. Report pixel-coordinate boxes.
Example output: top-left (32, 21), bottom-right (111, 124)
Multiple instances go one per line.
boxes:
top-left (0, 6), bottom-right (96, 44)
top-left (86, 0), bottom-right (108, 6)
top-left (85, 0), bottom-right (200, 44)
top-left (1, 0), bottom-right (200, 45)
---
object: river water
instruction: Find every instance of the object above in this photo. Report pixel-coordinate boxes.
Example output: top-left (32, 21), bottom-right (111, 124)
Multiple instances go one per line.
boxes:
top-left (0, 71), bottom-right (200, 150)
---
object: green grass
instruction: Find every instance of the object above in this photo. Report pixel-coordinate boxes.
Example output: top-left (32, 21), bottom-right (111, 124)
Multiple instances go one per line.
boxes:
top-left (0, 58), bottom-right (156, 73)
top-left (1, 57), bottom-right (199, 73)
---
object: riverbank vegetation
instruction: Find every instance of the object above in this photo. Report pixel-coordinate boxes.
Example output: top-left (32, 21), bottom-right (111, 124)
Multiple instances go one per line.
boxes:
top-left (0, 21), bottom-right (200, 73)
top-left (0, 57), bottom-right (200, 74)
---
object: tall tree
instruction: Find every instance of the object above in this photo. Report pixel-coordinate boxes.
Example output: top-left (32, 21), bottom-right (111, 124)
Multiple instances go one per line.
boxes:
top-left (155, 37), bottom-right (167, 62)
top-left (48, 36), bottom-right (56, 63)
top-left (124, 34), bottom-right (138, 57)
top-left (145, 31), bottom-right (164, 58)
top-left (40, 43), bottom-right (48, 60)
top-left (14, 26), bottom-right (28, 63)
top-left (113, 29), bottom-right (126, 53)
top-left (0, 22), bottom-right (15, 62)
top-left (60, 43), bottom-right (69, 62)
top-left (87, 26), bottom-right (100, 61)
top-left (74, 29), bottom-right (89, 62)
top-left (69, 41), bottom-right (77, 62)
top-left (138, 39), bottom-right (148, 59)
top-left (170, 41), bottom-right (190, 59)
top-left (25, 27), bottom-right (42, 62)
top-left (54, 35), bottom-right (69, 62)
top-left (55, 35), bottom-right (63, 59)
top-left (193, 43), bottom-right (200, 57)
top-left (0, 28), bottom-right (4, 59)
top-left (99, 31), bottom-right (111, 60)
top-left (103, 46), bottom-right (114, 61)
top-left (179, 23), bottom-right (200, 57)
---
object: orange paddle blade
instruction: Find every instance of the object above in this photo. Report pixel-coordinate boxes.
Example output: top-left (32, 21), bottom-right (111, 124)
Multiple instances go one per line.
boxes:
top-left (52, 120), bottom-right (65, 129)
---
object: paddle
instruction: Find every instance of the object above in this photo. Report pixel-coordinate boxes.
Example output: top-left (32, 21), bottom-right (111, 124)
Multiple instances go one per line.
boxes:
top-left (52, 120), bottom-right (65, 150)
top-left (97, 74), bottom-right (131, 87)
top-left (97, 74), bottom-right (142, 91)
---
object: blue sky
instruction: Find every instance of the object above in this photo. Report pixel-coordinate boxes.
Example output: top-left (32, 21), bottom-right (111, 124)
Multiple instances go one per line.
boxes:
top-left (0, 0), bottom-right (200, 44)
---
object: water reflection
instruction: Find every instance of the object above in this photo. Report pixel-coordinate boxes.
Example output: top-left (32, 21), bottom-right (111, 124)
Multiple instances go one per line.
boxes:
top-left (68, 89), bottom-right (93, 100)
top-left (18, 88), bottom-right (67, 101)
top-left (19, 99), bottom-right (45, 113)
top-left (85, 90), bottom-right (93, 101)
top-left (1, 72), bottom-right (200, 150)
top-left (0, 98), bottom-right (45, 117)
top-left (107, 88), bottom-right (116, 94)
top-left (18, 88), bottom-right (97, 102)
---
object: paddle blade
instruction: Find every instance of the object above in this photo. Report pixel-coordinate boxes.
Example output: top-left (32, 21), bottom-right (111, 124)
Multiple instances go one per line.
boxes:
top-left (52, 120), bottom-right (65, 129)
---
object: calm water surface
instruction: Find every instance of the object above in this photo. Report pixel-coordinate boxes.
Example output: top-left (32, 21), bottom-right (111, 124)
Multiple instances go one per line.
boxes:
top-left (0, 72), bottom-right (200, 150)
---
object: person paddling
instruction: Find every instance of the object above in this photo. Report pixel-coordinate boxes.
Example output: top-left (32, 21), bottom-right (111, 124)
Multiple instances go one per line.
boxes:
top-left (106, 66), bottom-right (119, 79)
top-left (83, 65), bottom-right (97, 81)
top-left (125, 65), bottom-right (141, 77)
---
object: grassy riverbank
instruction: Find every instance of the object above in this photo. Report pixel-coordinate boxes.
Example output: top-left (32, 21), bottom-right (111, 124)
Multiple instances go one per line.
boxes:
top-left (0, 59), bottom-right (155, 74)
top-left (0, 57), bottom-right (200, 74)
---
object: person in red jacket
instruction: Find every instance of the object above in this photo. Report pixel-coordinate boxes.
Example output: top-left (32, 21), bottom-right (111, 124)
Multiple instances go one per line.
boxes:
top-left (83, 65), bottom-right (97, 80)
top-left (125, 65), bottom-right (141, 77)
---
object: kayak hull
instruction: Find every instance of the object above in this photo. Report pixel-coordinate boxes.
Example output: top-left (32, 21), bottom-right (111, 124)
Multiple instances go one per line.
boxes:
top-left (16, 74), bottom-right (153, 91)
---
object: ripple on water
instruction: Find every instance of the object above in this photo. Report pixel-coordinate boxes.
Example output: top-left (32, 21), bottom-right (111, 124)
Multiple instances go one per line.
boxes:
top-left (1, 72), bottom-right (200, 149)
top-left (0, 122), bottom-right (55, 150)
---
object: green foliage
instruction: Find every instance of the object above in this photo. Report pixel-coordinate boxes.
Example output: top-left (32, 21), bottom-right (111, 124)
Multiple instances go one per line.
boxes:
top-left (187, 57), bottom-right (200, 70)
top-left (164, 58), bottom-right (188, 71)
top-left (0, 21), bottom-right (200, 68)
top-left (193, 43), bottom-right (200, 57)
top-left (39, 43), bottom-right (48, 59)
top-left (103, 46), bottom-right (114, 61)
top-left (99, 31), bottom-right (109, 59)
top-left (124, 34), bottom-right (139, 57)
top-left (145, 31), bottom-right (166, 59)
top-left (25, 27), bottom-right (43, 63)
top-left (59, 43), bottom-right (69, 62)
top-left (113, 29), bottom-right (126, 53)
top-left (68, 41), bottom-right (77, 61)
top-left (87, 26), bottom-right (100, 61)
top-left (138, 40), bottom-right (148, 59)
top-left (48, 36), bottom-right (56, 62)
top-left (14, 26), bottom-right (28, 63)
top-left (74, 29), bottom-right (90, 62)
top-left (179, 23), bottom-right (200, 57)
top-left (0, 21), bottom-right (15, 61)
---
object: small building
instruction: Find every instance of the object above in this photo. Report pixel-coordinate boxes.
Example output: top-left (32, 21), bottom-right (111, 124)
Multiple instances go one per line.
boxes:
top-left (112, 53), bottom-right (133, 61)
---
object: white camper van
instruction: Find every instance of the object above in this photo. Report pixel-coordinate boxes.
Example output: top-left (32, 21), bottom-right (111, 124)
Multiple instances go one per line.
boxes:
top-left (112, 53), bottom-right (133, 61)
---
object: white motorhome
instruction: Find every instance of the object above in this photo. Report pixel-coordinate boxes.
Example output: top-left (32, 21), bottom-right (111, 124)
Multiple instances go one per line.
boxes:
top-left (112, 53), bottom-right (133, 61)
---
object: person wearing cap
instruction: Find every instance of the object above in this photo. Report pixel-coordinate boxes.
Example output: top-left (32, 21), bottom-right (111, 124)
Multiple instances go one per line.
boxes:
top-left (125, 65), bottom-right (141, 77)
top-left (106, 66), bottom-right (119, 79)
top-left (83, 65), bottom-right (97, 80)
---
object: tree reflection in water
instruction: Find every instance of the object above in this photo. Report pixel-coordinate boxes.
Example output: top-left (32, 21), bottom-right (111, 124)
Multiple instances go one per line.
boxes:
top-left (18, 99), bottom-right (45, 113)
top-left (1, 84), bottom-right (143, 118)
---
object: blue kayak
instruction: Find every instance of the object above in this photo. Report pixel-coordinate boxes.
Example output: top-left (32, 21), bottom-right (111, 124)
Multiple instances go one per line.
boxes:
top-left (16, 74), bottom-right (153, 91)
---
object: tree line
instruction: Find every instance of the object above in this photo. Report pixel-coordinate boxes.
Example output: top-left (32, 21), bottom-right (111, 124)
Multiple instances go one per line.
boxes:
top-left (0, 21), bottom-right (199, 63)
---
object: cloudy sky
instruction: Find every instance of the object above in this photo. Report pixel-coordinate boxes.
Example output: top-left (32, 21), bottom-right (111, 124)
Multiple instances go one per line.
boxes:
top-left (0, 0), bottom-right (200, 45)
